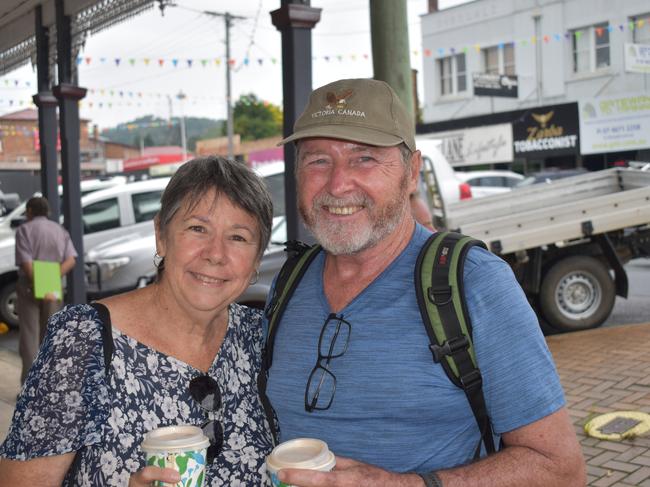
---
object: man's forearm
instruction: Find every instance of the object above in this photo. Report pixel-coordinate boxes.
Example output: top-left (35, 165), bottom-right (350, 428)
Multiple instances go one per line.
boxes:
top-left (435, 445), bottom-right (585, 487)
top-left (60, 256), bottom-right (76, 276)
top-left (20, 262), bottom-right (33, 282)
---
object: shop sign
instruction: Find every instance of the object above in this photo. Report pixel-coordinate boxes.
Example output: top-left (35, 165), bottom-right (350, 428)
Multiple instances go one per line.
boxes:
top-left (579, 93), bottom-right (650, 155)
top-left (473, 73), bottom-right (518, 98)
top-left (624, 43), bottom-right (650, 74)
top-left (512, 103), bottom-right (579, 158)
top-left (422, 123), bottom-right (513, 167)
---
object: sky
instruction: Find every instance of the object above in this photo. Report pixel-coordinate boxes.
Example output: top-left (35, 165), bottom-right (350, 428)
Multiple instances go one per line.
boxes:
top-left (0, 0), bottom-right (469, 131)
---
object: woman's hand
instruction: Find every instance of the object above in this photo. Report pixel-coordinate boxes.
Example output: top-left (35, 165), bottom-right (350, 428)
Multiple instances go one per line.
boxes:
top-left (129, 466), bottom-right (181, 486)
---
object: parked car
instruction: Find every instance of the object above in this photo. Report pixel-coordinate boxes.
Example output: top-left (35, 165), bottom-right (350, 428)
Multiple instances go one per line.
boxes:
top-left (0, 175), bottom-right (128, 239)
top-left (455, 170), bottom-right (524, 198)
top-left (515, 168), bottom-right (589, 187)
top-left (0, 189), bottom-right (20, 216)
top-left (0, 177), bottom-right (168, 327)
top-left (84, 162), bottom-right (288, 306)
top-left (416, 139), bottom-right (524, 224)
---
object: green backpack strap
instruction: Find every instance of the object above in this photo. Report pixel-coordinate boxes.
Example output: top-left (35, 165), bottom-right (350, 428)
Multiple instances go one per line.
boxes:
top-left (257, 240), bottom-right (322, 444)
top-left (415, 231), bottom-right (496, 457)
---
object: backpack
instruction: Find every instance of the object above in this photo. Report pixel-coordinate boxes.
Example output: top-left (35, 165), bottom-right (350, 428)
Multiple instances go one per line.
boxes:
top-left (258, 231), bottom-right (496, 458)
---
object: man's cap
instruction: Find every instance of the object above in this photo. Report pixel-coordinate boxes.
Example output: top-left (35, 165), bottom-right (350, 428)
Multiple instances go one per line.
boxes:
top-left (279, 78), bottom-right (416, 152)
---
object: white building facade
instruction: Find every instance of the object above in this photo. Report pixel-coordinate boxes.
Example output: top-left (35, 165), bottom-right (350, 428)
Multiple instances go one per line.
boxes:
top-left (419, 0), bottom-right (650, 170)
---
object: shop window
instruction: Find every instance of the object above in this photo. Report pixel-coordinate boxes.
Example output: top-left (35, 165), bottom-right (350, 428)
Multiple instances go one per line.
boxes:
top-left (438, 53), bottom-right (466, 96)
top-left (571, 23), bottom-right (610, 74)
top-left (631, 14), bottom-right (650, 44)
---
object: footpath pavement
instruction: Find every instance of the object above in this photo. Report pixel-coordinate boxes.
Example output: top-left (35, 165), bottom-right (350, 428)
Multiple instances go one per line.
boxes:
top-left (547, 322), bottom-right (650, 486)
top-left (1, 323), bottom-right (650, 485)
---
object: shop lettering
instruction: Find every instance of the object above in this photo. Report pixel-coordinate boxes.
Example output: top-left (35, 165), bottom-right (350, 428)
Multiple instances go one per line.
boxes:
top-left (526, 124), bottom-right (563, 140)
top-left (514, 135), bottom-right (577, 153)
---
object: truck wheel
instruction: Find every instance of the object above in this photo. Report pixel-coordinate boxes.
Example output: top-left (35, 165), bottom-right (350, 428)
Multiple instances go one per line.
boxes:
top-left (0, 282), bottom-right (18, 328)
top-left (540, 256), bottom-right (615, 332)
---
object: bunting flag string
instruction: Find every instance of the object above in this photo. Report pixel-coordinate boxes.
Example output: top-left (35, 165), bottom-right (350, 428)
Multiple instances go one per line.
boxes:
top-left (65, 16), bottom-right (649, 69)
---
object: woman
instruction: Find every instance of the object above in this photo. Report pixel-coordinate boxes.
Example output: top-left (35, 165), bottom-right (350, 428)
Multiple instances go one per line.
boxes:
top-left (0, 156), bottom-right (275, 486)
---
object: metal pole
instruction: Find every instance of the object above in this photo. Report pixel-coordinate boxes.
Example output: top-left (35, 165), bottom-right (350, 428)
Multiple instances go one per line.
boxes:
top-left (271, 1), bottom-right (322, 243)
top-left (534, 14), bottom-right (543, 104)
top-left (225, 13), bottom-right (234, 160)
top-left (369, 0), bottom-right (414, 118)
top-left (33, 5), bottom-right (60, 222)
top-left (54, 0), bottom-right (86, 304)
top-left (202, 10), bottom-right (245, 159)
top-left (177, 91), bottom-right (187, 162)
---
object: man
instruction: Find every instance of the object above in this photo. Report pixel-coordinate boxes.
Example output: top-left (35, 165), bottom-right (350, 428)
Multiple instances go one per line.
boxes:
top-left (15, 196), bottom-right (77, 383)
top-left (264, 78), bottom-right (586, 487)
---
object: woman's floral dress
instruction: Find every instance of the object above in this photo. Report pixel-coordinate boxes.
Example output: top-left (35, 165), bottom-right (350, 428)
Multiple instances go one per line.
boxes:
top-left (0, 303), bottom-right (274, 486)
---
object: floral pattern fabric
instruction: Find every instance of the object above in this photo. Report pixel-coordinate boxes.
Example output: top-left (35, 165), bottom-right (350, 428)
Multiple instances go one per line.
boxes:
top-left (0, 303), bottom-right (274, 486)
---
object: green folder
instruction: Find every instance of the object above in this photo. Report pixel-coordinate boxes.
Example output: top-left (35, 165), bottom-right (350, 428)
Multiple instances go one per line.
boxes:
top-left (33, 260), bottom-right (62, 300)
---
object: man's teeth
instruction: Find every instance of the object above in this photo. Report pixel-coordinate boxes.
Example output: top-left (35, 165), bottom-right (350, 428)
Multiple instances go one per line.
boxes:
top-left (328, 206), bottom-right (362, 215)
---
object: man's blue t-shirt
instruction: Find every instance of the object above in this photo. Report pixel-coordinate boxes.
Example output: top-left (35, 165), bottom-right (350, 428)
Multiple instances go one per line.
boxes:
top-left (265, 225), bottom-right (565, 472)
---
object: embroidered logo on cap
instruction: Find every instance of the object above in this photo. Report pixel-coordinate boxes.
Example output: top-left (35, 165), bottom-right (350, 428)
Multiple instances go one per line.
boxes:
top-left (311, 89), bottom-right (366, 119)
top-left (326, 89), bottom-right (353, 109)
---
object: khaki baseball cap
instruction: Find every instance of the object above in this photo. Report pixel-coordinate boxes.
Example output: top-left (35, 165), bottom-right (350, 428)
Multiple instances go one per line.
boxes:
top-left (278, 78), bottom-right (416, 152)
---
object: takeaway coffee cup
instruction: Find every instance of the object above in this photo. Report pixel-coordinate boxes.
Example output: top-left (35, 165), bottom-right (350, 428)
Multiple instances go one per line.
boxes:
top-left (141, 425), bottom-right (210, 487)
top-left (266, 438), bottom-right (336, 487)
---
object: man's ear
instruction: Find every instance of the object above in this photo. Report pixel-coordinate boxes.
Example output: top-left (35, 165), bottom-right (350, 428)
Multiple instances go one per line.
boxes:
top-left (409, 150), bottom-right (423, 194)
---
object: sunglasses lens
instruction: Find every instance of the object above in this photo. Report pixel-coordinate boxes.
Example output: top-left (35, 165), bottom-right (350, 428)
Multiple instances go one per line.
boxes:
top-left (189, 375), bottom-right (221, 410)
top-left (203, 421), bottom-right (224, 463)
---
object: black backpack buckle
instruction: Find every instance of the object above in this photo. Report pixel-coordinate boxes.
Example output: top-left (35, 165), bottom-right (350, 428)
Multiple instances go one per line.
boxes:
top-left (428, 285), bottom-right (453, 306)
top-left (459, 369), bottom-right (482, 389)
top-left (429, 335), bottom-right (470, 363)
top-left (285, 240), bottom-right (311, 257)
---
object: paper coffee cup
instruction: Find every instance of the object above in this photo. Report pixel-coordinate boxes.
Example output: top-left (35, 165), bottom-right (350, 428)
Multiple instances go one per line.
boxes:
top-left (141, 425), bottom-right (210, 487)
top-left (266, 438), bottom-right (336, 487)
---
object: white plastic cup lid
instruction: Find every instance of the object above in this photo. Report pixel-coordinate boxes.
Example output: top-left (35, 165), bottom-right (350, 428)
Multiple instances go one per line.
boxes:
top-left (266, 438), bottom-right (336, 471)
top-left (141, 425), bottom-right (210, 453)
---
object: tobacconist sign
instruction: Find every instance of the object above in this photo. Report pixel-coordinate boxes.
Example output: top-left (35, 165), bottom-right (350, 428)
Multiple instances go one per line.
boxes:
top-left (513, 103), bottom-right (580, 159)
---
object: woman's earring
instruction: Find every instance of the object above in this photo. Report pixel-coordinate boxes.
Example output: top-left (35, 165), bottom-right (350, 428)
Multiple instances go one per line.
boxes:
top-left (154, 252), bottom-right (163, 268)
top-left (250, 269), bottom-right (259, 285)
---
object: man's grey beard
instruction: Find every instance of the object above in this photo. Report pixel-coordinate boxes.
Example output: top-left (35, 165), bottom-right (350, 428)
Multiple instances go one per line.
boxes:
top-left (299, 177), bottom-right (410, 256)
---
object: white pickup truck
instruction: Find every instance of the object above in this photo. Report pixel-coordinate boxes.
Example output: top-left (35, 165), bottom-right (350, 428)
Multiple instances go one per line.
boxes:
top-left (420, 142), bottom-right (650, 332)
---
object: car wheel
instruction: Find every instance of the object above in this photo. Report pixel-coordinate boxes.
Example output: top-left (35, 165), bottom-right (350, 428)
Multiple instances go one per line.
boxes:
top-left (539, 256), bottom-right (615, 332)
top-left (0, 281), bottom-right (19, 328)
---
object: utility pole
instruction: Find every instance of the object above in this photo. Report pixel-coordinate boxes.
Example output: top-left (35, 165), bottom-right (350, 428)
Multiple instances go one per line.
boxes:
top-left (177, 91), bottom-right (187, 162)
top-left (204, 10), bottom-right (246, 160)
top-left (369, 0), bottom-right (415, 119)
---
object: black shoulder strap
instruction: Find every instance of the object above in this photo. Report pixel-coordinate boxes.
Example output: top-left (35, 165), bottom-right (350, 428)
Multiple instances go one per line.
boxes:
top-left (89, 302), bottom-right (113, 376)
top-left (415, 231), bottom-right (496, 457)
top-left (68, 302), bottom-right (113, 479)
top-left (258, 241), bottom-right (321, 443)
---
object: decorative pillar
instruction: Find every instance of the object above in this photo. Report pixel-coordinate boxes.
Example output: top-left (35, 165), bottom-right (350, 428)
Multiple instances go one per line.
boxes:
top-left (53, 0), bottom-right (87, 304)
top-left (33, 5), bottom-right (60, 222)
top-left (271, 1), bottom-right (321, 243)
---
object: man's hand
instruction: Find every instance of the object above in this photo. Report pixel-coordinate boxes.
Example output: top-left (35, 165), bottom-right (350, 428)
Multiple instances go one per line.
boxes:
top-left (277, 456), bottom-right (424, 487)
top-left (43, 292), bottom-right (58, 302)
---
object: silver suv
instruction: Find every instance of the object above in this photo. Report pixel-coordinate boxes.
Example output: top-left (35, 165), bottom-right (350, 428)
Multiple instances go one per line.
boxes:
top-left (0, 177), bottom-right (168, 327)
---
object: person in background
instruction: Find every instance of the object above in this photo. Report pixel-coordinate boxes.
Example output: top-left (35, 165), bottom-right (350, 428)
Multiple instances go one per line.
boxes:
top-left (0, 157), bottom-right (275, 486)
top-left (409, 191), bottom-right (434, 230)
top-left (14, 196), bottom-right (77, 384)
top-left (263, 78), bottom-right (586, 487)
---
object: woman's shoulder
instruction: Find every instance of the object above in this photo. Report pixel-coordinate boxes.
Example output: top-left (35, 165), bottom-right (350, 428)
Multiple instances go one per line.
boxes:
top-left (47, 303), bottom-right (102, 335)
top-left (229, 303), bottom-right (264, 346)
